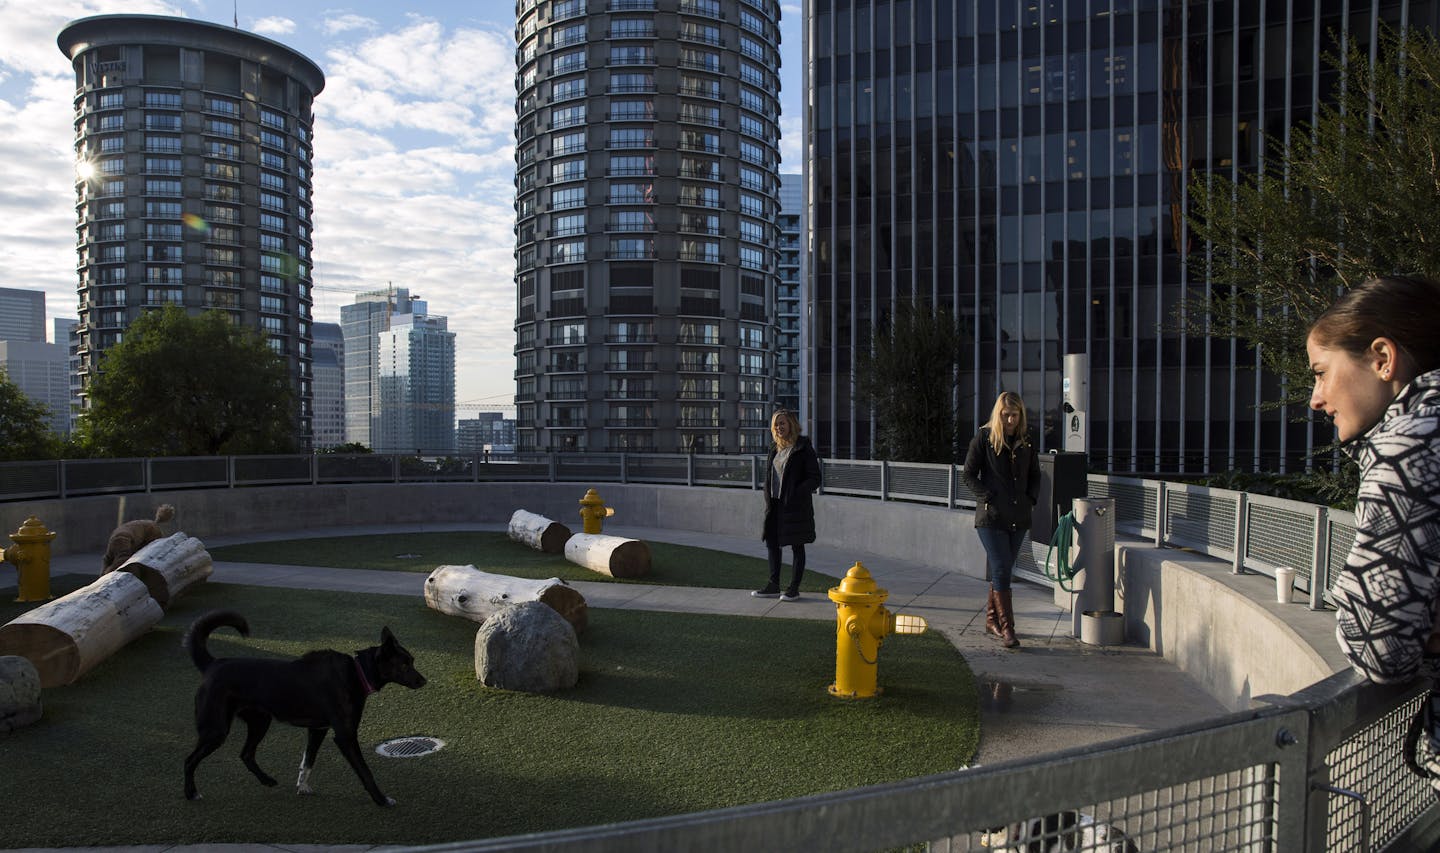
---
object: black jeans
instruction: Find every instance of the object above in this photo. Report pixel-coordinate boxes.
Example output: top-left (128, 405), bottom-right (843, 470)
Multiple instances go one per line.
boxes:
top-left (765, 499), bottom-right (806, 589)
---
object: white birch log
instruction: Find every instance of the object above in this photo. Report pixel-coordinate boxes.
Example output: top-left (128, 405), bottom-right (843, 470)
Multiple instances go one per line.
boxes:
top-left (0, 571), bottom-right (163, 688)
top-left (424, 564), bottom-right (588, 633)
top-left (564, 533), bottom-right (651, 579)
top-left (118, 532), bottom-right (212, 610)
top-left (507, 510), bottom-right (572, 554)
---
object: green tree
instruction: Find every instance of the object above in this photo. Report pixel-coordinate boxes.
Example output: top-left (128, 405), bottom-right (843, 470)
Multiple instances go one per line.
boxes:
top-left (854, 300), bottom-right (964, 462)
top-left (81, 307), bottom-right (296, 457)
top-left (0, 368), bottom-right (59, 461)
top-left (1188, 26), bottom-right (1440, 401)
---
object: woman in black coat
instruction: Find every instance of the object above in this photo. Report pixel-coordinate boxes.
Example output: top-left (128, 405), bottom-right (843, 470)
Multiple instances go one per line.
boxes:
top-left (962, 391), bottom-right (1040, 648)
top-left (752, 409), bottom-right (823, 601)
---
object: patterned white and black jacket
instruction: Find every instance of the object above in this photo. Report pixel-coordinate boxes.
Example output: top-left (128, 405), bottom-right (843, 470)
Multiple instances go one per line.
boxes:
top-left (1332, 368), bottom-right (1440, 776)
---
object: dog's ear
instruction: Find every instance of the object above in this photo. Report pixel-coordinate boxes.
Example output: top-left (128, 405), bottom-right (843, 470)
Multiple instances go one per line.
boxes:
top-left (381, 626), bottom-right (396, 646)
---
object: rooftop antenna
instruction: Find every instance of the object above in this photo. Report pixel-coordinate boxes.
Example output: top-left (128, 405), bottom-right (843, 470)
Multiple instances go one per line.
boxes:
top-left (233, 1), bottom-right (238, 27)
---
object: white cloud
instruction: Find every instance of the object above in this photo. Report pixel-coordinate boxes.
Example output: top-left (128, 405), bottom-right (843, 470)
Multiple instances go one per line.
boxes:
top-left (250, 16), bottom-right (296, 35)
top-left (320, 12), bottom-right (377, 36)
top-left (309, 19), bottom-right (520, 406)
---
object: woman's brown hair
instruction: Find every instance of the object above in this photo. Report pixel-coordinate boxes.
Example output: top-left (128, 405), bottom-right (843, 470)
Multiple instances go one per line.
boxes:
top-left (1309, 275), bottom-right (1440, 375)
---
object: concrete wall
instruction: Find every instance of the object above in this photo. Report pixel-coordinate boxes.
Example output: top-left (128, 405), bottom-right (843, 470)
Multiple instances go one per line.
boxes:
top-left (0, 483), bottom-right (991, 575)
top-left (0, 482), bottom-right (1337, 709)
top-left (1116, 544), bottom-right (1346, 711)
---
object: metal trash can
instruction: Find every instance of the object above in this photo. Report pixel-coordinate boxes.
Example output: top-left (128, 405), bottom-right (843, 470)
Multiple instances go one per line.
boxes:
top-left (1036, 452), bottom-right (1087, 543)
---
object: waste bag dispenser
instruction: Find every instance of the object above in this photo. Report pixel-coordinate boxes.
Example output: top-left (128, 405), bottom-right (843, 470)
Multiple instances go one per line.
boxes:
top-left (1036, 451), bottom-right (1087, 543)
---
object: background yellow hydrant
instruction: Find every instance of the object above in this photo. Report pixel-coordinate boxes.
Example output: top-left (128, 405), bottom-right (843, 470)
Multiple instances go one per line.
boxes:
top-left (578, 488), bottom-right (616, 535)
top-left (3, 516), bottom-right (57, 602)
top-left (827, 561), bottom-right (927, 699)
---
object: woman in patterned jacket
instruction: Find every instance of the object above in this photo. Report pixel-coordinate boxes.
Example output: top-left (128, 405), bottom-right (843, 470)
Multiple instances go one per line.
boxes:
top-left (1307, 275), bottom-right (1440, 783)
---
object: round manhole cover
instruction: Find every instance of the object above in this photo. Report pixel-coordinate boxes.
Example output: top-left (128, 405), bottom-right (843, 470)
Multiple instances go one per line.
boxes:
top-left (375, 735), bottom-right (445, 758)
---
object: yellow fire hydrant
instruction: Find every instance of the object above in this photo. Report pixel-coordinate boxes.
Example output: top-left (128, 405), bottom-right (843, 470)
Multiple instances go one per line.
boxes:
top-left (578, 488), bottom-right (615, 535)
top-left (828, 561), bottom-right (928, 699)
top-left (3, 516), bottom-right (57, 602)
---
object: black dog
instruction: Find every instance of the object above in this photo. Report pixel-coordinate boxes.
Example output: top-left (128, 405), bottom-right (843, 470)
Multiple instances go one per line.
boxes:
top-left (182, 610), bottom-right (426, 806)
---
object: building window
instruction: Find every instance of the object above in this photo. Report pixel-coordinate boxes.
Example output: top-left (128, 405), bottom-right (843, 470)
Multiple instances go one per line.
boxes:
top-left (206, 141), bottom-right (240, 159)
top-left (145, 91), bottom-right (182, 109)
top-left (609, 18), bottom-right (655, 38)
top-left (610, 210), bottom-right (653, 231)
top-left (681, 48), bottom-right (721, 70)
top-left (680, 74), bottom-right (721, 98)
top-left (679, 239), bottom-right (720, 262)
top-left (740, 87), bottom-right (767, 115)
top-left (261, 130), bottom-right (286, 149)
top-left (553, 212), bottom-right (585, 236)
top-left (608, 182), bottom-right (654, 204)
top-left (553, 48), bottom-right (586, 75)
top-left (204, 118), bottom-right (239, 138)
top-left (204, 96), bottom-right (238, 115)
top-left (553, 22), bottom-right (586, 47)
top-left (261, 191), bottom-right (286, 210)
top-left (261, 274), bottom-right (286, 293)
top-left (680, 102), bottom-right (721, 125)
top-left (609, 45), bottom-right (654, 65)
top-left (552, 158), bottom-right (585, 182)
top-left (145, 113), bottom-right (180, 131)
top-left (740, 192), bottom-right (766, 218)
top-left (739, 220), bottom-right (766, 244)
top-left (552, 77), bottom-right (586, 101)
top-left (552, 186), bottom-right (586, 210)
top-left (680, 21), bottom-right (721, 44)
top-left (610, 99), bottom-right (654, 121)
top-left (609, 128), bottom-right (653, 148)
top-left (144, 201), bottom-right (181, 218)
top-left (680, 185), bottom-right (722, 207)
top-left (609, 154), bottom-right (653, 176)
top-left (680, 211), bottom-right (720, 234)
top-left (739, 114), bottom-right (767, 140)
top-left (609, 238), bottom-right (652, 259)
top-left (740, 60), bottom-right (766, 87)
top-left (551, 239), bottom-right (585, 263)
top-left (552, 104), bottom-right (586, 129)
top-left (260, 109), bottom-right (286, 130)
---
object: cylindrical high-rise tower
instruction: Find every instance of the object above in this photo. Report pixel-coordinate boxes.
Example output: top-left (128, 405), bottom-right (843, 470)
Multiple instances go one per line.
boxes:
top-left (59, 14), bottom-right (325, 447)
top-left (513, 0), bottom-right (784, 454)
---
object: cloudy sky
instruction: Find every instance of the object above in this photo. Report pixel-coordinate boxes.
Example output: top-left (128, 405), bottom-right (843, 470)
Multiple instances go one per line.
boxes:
top-left (0, 1), bottom-right (804, 412)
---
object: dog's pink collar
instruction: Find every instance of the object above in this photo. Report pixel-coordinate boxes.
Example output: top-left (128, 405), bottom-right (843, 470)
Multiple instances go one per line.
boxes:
top-left (355, 657), bottom-right (377, 696)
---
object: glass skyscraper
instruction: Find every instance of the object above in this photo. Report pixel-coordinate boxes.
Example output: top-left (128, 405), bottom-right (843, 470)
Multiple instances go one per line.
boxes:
top-left (806, 0), bottom-right (1438, 473)
top-left (514, 0), bottom-right (784, 454)
top-left (59, 15), bottom-right (324, 447)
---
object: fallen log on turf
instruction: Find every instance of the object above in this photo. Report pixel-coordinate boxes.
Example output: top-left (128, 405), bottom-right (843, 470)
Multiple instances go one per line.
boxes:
top-left (564, 533), bottom-right (651, 579)
top-left (424, 564), bottom-right (587, 633)
top-left (117, 532), bottom-right (212, 610)
top-left (0, 571), bottom-right (163, 688)
top-left (507, 510), bottom-right (572, 554)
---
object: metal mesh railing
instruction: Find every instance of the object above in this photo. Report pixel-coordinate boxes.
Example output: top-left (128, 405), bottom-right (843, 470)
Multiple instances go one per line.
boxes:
top-left (1087, 475), bottom-right (1159, 535)
top-left (0, 460), bottom-right (58, 500)
top-left (1325, 689), bottom-right (1435, 850)
top-left (233, 454), bottom-right (312, 485)
top-left (885, 461), bottom-right (952, 505)
top-left (692, 455), bottom-right (753, 487)
top-left (623, 454), bottom-right (689, 484)
top-left (1166, 487), bottom-right (1239, 557)
top-left (1325, 514), bottom-right (1359, 600)
top-left (1246, 498), bottom-right (1319, 588)
top-left (60, 458), bottom-right (147, 496)
top-left (819, 459), bottom-right (883, 497)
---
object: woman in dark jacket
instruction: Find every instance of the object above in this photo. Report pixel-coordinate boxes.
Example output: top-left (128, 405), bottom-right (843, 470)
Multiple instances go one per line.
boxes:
top-left (962, 391), bottom-right (1040, 647)
top-left (753, 409), bottom-right (823, 602)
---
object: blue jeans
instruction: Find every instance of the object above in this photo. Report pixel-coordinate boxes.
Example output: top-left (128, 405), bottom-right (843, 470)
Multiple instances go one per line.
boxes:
top-left (976, 527), bottom-right (1027, 591)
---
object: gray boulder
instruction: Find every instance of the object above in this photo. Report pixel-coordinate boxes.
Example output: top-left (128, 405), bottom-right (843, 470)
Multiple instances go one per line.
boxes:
top-left (474, 601), bottom-right (578, 693)
top-left (0, 655), bottom-right (42, 733)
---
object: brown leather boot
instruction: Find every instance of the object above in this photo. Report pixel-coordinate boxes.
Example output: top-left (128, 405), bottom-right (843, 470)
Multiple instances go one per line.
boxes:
top-left (996, 589), bottom-right (1020, 648)
top-left (984, 589), bottom-right (1002, 640)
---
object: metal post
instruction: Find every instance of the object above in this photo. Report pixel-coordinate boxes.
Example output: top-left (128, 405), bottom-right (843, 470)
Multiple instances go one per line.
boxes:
top-left (1232, 492), bottom-right (1248, 574)
top-left (879, 460), bottom-right (889, 501)
top-left (947, 464), bottom-right (957, 509)
top-left (549, 452), bottom-right (557, 483)
top-left (58, 459), bottom-right (68, 499)
top-left (622, 452), bottom-right (630, 485)
top-left (685, 452), bottom-right (694, 487)
top-left (1310, 505), bottom-right (1328, 610)
top-left (1154, 480), bottom-right (1167, 547)
top-left (144, 457), bottom-right (152, 493)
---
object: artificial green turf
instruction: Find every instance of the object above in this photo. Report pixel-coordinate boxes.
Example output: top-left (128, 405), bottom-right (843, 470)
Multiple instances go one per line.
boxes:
top-left (0, 577), bottom-right (979, 847)
top-left (208, 531), bottom-right (837, 593)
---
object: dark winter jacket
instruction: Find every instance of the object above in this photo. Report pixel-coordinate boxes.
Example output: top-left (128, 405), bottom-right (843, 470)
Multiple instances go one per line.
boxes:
top-left (761, 436), bottom-right (823, 546)
top-left (962, 426), bottom-right (1040, 531)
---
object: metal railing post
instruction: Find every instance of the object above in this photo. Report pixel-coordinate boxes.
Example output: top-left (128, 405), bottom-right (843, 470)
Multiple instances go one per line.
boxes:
top-left (1155, 480), bottom-right (1167, 547)
top-left (621, 452), bottom-right (629, 484)
top-left (1310, 505), bottom-right (1328, 610)
top-left (685, 453), bottom-right (694, 487)
top-left (311, 453), bottom-right (318, 486)
top-left (58, 459), bottom-right (68, 499)
top-left (1232, 491), bottom-right (1248, 574)
top-left (549, 452), bottom-right (558, 482)
top-left (880, 460), bottom-right (889, 501)
top-left (144, 457), bottom-right (152, 493)
top-left (947, 464), bottom-right (957, 508)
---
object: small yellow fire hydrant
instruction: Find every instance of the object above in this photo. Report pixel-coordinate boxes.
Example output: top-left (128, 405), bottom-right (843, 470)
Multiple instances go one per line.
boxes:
top-left (578, 488), bottom-right (615, 535)
top-left (828, 561), bottom-right (928, 699)
top-left (2, 516), bottom-right (57, 602)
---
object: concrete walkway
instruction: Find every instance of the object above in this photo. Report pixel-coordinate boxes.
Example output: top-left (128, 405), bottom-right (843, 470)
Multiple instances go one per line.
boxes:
top-left (8, 523), bottom-right (1227, 853)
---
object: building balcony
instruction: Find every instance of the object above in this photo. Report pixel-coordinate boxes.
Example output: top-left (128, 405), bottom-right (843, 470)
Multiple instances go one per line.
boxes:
top-left (604, 362), bottom-right (656, 371)
top-left (605, 418), bottom-right (656, 427)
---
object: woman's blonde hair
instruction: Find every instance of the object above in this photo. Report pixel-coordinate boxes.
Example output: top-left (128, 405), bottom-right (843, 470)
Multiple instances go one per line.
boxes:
top-left (770, 409), bottom-right (801, 450)
top-left (986, 391), bottom-right (1028, 455)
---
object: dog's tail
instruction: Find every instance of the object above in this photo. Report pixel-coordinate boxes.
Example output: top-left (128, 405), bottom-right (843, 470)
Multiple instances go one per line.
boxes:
top-left (184, 610), bottom-right (249, 672)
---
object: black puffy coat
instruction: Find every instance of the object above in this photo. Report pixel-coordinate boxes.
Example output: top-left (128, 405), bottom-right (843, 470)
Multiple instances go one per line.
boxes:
top-left (962, 426), bottom-right (1040, 531)
top-left (761, 436), bottom-right (823, 546)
